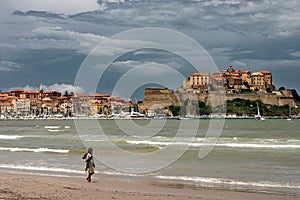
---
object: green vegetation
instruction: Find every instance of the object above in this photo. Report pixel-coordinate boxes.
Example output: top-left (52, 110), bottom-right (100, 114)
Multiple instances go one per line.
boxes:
top-left (169, 98), bottom-right (299, 117)
top-left (226, 98), bottom-right (300, 117)
top-left (198, 101), bottom-right (211, 115)
top-left (226, 98), bottom-right (257, 116)
top-left (240, 89), bottom-right (253, 94)
top-left (168, 105), bottom-right (181, 116)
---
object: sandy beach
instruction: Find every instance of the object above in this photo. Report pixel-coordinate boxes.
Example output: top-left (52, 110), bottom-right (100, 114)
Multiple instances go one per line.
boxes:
top-left (0, 172), bottom-right (298, 200)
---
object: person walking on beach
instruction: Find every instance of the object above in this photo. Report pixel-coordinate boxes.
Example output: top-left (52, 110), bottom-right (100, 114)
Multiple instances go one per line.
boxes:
top-left (82, 147), bottom-right (95, 183)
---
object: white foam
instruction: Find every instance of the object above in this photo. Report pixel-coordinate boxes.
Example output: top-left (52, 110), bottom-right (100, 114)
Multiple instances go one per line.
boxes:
top-left (0, 147), bottom-right (69, 153)
top-left (126, 140), bottom-right (300, 149)
top-left (47, 129), bottom-right (61, 133)
top-left (44, 126), bottom-right (61, 129)
top-left (155, 175), bottom-right (300, 189)
top-left (0, 135), bottom-right (24, 140)
top-left (216, 143), bottom-right (300, 149)
top-left (0, 164), bottom-right (82, 174)
top-left (84, 139), bottom-right (106, 142)
top-left (127, 140), bottom-right (171, 146)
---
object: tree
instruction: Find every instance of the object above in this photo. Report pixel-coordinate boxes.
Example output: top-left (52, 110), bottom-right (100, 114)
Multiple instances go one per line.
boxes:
top-left (290, 89), bottom-right (300, 102)
top-left (169, 105), bottom-right (181, 117)
top-left (198, 101), bottom-right (211, 115)
top-left (266, 88), bottom-right (272, 93)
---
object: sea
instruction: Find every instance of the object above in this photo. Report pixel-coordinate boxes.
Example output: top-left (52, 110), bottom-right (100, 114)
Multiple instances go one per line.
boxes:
top-left (0, 119), bottom-right (299, 196)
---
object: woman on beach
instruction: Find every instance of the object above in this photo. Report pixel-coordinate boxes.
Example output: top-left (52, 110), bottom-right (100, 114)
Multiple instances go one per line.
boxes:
top-left (82, 147), bottom-right (95, 183)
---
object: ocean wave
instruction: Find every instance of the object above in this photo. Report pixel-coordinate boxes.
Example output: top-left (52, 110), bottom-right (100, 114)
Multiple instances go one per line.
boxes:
top-left (0, 147), bottom-right (69, 153)
top-left (155, 175), bottom-right (300, 189)
top-left (216, 143), bottom-right (300, 149)
top-left (0, 135), bottom-right (24, 140)
top-left (126, 140), bottom-right (300, 149)
top-left (0, 164), bottom-right (142, 179)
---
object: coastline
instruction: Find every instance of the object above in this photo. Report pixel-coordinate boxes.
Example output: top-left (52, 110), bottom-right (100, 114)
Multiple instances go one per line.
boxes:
top-left (0, 172), bottom-right (299, 200)
top-left (0, 116), bottom-right (299, 121)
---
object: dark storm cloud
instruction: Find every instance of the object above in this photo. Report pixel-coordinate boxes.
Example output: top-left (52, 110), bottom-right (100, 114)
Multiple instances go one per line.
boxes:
top-left (13, 10), bottom-right (66, 19)
top-left (0, 0), bottom-right (299, 93)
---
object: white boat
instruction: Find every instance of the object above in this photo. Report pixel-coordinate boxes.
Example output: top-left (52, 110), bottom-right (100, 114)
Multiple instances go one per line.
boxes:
top-left (129, 111), bottom-right (145, 118)
top-left (255, 102), bottom-right (265, 121)
top-left (53, 114), bottom-right (64, 118)
top-left (94, 114), bottom-right (106, 118)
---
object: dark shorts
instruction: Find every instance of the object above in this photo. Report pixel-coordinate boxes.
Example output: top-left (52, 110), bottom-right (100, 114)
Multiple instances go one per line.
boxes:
top-left (88, 168), bottom-right (95, 174)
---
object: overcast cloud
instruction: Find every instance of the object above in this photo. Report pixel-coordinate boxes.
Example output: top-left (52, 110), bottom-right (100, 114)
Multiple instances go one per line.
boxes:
top-left (0, 0), bottom-right (299, 97)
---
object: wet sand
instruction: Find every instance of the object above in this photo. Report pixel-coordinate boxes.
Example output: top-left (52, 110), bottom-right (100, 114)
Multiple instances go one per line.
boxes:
top-left (0, 172), bottom-right (299, 200)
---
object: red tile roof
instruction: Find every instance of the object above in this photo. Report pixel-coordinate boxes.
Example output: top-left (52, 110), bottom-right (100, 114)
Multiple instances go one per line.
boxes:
top-left (23, 91), bottom-right (39, 94)
top-left (260, 71), bottom-right (271, 74)
top-left (93, 93), bottom-right (110, 97)
top-left (191, 72), bottom-right (202, 76)
top-left (11, 90), bottom-right (24, 93)
top-left (76, 94), bottom-right (87, 97)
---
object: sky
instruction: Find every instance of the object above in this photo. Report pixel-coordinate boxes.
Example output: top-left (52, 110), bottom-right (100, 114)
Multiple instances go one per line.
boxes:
top-left (0, 0), bottom-right (299, 99)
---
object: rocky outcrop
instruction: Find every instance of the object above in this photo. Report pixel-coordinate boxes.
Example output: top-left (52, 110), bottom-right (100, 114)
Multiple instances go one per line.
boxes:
top-left (143, 88), bottom-right (179, 110)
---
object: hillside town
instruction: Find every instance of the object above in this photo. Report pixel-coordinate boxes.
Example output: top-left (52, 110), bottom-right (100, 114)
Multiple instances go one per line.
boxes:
top-left (0, 65), bottom-right (299, 119)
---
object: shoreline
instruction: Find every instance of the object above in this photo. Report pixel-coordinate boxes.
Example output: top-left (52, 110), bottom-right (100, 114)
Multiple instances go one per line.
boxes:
top-left (0, 116), bottom-right (299, 121)
top-left (0, 171), bottom-right (299, 200)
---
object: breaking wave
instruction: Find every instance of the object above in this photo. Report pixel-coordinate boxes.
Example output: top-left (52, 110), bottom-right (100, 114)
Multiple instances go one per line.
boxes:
top-left (0, 147), bottom-right (69, 153)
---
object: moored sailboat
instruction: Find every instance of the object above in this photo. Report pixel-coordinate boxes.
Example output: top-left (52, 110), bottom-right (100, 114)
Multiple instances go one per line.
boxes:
top-left (287, 105), bottom-right (292, 121)
top-left (255, 102), bottom-right (265, 121)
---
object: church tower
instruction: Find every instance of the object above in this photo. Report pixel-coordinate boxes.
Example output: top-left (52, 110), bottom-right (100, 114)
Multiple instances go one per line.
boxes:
top-left (39, 82), bottom-right (44, 100)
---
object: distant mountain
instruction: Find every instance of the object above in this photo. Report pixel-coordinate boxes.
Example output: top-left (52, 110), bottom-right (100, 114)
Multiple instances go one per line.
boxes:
top-left (13, 10), bottom-right (66, 19)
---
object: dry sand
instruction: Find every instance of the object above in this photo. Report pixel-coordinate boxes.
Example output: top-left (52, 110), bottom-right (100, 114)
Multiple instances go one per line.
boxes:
top-left (0, 172), bottom-right (299, 200)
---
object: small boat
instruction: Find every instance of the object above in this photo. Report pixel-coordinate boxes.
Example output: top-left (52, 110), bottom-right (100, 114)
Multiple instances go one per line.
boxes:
top-left (129, 111), bottom-right (145, 118)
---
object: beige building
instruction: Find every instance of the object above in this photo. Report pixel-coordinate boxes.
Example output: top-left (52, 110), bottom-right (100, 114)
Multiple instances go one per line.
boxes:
top-left (226, 76), bottom-right (243, 93)
top-left (89, 94), bottom-right (111, 116)
top-left (251, 72), bottom-right (265, 91)
top-left (183, 72), bottom-right (210, 94)
top-left (184, 72), bottom-right (210, 87)
top-left (250, 71), bottom-right (275, 92)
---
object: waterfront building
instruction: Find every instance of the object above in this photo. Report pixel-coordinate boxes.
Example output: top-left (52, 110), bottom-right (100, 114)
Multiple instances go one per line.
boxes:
top-left (89, 94), bottom-right (111, 116)
top-left (72, 94), bottom-right (90, 117)
top-left (15, 99), bottom-right (31, 116)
